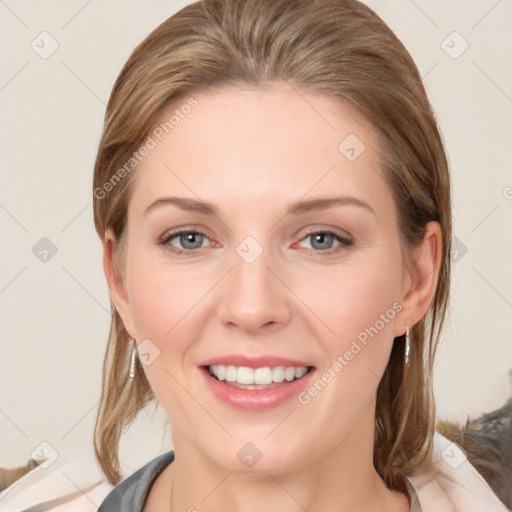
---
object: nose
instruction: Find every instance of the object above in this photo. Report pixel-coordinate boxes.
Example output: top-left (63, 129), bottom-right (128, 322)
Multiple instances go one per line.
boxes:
top-left (216, 242), bottom-right (292, 336)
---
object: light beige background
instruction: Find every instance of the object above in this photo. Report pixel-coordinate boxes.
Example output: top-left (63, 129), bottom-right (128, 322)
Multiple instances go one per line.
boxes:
top-left (1, 0), bottom-right (511, 477)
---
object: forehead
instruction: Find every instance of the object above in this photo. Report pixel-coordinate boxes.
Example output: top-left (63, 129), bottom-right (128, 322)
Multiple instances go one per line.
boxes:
top-left (130, 84), bottom-right (393, 217)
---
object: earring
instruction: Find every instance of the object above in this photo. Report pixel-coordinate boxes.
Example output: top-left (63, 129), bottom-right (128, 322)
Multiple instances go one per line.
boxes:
top-left (129, 341), bottom-right (138, 379)
top-left (404, 328), bottom-right (410, 366)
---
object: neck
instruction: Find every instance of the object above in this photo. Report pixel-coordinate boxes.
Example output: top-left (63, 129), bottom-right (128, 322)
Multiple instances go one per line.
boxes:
top-left (167, 407), bottom-right (409, 512)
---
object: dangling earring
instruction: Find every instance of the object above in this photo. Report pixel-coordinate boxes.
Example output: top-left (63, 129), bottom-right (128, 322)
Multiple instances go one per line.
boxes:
top-left (129, 340), bottom-right (138, 379)
top-left (404, 328), bottom-right (411, 366)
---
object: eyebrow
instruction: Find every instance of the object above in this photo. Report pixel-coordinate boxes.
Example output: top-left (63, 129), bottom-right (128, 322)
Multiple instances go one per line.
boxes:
top-left (144, 195), bottom-right (376, 217)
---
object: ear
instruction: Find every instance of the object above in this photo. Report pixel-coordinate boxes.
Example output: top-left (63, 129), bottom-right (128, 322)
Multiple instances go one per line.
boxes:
top-left (395, 221), bottom-right (443, 336)
top-left (102, 228), bottom-right (136, 339)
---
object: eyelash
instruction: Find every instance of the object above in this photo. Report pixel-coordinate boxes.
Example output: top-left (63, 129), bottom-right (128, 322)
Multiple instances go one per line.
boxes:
top-left (158, 228), bottom-right (353, 256)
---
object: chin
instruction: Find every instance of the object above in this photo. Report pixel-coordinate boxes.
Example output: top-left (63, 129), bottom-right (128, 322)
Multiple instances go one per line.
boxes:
top-left (196, 436), bottom-right (312, 476)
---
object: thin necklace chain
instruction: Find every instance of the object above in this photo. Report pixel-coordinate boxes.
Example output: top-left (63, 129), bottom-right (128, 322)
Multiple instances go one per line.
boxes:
top-left (169, 465), bottom-right (175, 512)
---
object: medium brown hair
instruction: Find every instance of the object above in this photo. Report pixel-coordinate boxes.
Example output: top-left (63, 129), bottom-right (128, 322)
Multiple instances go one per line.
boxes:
top-left (92, 0), bottom-right (452, 488)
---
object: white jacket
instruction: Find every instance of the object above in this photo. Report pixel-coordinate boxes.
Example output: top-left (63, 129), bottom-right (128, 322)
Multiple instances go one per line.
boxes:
top-left (407, 432), bottom-right (509, 511)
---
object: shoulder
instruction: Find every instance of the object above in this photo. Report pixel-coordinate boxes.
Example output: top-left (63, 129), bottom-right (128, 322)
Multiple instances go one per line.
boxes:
top-left (407, 433), bottom-right (508, 512)
top-left (97, 451), bottom-right (174, 511)
top-left (0, 451), bottom-right (113, 512)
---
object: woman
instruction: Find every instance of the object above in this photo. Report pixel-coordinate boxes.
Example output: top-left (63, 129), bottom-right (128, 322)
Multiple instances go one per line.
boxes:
top-left (92, 0), bottom-right (508, 510)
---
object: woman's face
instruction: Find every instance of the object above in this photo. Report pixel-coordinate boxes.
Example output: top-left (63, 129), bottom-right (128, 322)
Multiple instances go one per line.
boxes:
top-left (110, 84), bottom-right (416, 473)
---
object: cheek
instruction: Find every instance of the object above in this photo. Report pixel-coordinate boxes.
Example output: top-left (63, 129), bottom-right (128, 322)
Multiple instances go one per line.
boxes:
top-left (298, 249), bottom-right (403, 350)
top-left (124, 254), bottom-right (213, 423)
top-left (308, 250), bottom-right (402, 386)
top-left (128, 272), bottom-right (177, 342)
top-left (126, 249), bottom-right (210, 343)
top-left (290, 256), bottom-right (403, 436)
top-left (124, 250), bottom-right (221, 396)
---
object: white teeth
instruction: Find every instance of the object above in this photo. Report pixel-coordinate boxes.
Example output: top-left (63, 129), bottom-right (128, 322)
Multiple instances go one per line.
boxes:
top-left (284, 367), bottom-right (295, 381)
top-left (254, 367), bottom-right (272, 384)
top-left (295, 367), bottom-right (308, 379)
top-left (272, 366), bottom-right (285, 383)
top-left (237, 366), bottom-right (254, 384)
top-left (209, 365), bottom-right (310, 385)
top-left (215, 365), bottom-right (226, 381)
top-left (225, 365), bottom-right (237, 382)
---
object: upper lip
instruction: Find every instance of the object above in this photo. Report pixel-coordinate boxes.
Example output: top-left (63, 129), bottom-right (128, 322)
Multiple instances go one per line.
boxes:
top-left (200, 355), bottom-right (314, 369)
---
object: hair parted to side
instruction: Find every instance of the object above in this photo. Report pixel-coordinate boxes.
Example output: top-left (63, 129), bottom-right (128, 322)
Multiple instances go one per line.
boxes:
top-left (92, 0), bottom-right (452, 488)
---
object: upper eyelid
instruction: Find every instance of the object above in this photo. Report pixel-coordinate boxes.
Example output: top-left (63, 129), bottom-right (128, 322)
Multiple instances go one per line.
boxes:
top-left (295, 230), bottom-right (353, 249)
top-left (159, 226), bottom-right (213, 242)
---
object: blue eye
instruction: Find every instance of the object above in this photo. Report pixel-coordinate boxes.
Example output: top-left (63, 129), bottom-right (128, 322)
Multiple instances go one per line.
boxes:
top-left (299, 231), bottom-right (353, 253)
top-left (161, 230), bottom-right (209, 254)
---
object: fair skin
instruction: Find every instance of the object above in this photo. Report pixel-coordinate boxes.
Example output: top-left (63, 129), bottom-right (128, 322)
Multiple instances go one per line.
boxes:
top-left (103, 84), bottom-right (442, 512)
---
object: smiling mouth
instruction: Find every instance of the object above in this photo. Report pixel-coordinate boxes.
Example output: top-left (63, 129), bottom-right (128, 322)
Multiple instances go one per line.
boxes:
top-left (203, 364), bottom-right (315, 390)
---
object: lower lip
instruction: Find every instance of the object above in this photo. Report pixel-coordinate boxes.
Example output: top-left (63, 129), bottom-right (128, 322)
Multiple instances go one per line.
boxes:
top-left (200, 367), bottom-right (316, 411)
